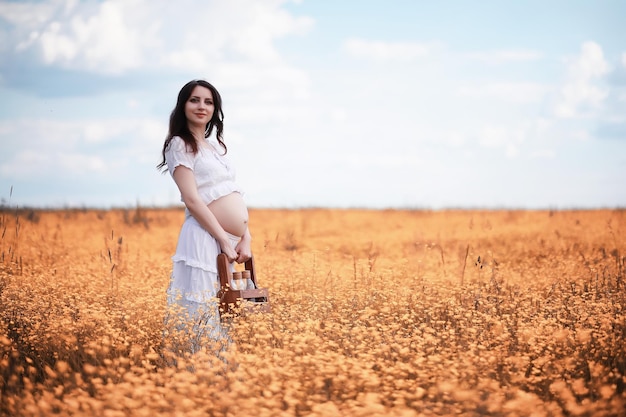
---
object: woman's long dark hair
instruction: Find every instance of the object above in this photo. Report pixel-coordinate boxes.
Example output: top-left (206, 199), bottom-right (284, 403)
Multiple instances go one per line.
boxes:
top-left (157, 79), bottom-right (226, 171)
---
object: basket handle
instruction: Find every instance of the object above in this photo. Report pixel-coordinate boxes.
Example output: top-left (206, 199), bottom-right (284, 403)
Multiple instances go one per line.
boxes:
top-left (217, 253), bottom-right (258, 288)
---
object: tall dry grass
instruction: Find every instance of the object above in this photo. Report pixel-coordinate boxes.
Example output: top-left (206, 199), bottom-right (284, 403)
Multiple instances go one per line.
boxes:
top-left (1, 206), bottom-right (624, 416)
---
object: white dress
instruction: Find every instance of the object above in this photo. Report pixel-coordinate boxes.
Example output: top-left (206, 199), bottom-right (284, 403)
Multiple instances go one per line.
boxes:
top-left (163, 136), bottom-right (244, 353)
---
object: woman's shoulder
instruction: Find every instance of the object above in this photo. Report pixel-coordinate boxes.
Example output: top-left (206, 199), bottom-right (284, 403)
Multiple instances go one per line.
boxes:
top-left (170, 135), bottom-right (185, 146)
top-left (168, 136), bottom-right (192, 153)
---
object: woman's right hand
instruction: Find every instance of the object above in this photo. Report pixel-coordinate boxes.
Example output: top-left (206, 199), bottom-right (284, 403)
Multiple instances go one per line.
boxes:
top-left (221, 245), bottom-right (239, 263)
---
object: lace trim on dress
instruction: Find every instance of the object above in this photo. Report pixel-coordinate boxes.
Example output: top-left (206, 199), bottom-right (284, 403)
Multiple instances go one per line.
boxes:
top-left (198, 180), bottom-right (244, 204)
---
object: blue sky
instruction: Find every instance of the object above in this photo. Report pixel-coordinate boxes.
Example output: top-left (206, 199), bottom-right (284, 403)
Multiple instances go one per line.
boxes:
top-left (0, 0), bottom-right (625, 209)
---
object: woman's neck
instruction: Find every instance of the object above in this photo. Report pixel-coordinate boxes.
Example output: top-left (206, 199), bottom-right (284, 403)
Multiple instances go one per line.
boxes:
top-left (189, 126), bottom-right (205, 143)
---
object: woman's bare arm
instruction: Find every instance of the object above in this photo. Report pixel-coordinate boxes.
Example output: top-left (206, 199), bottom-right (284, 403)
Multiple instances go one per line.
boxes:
top-left (172, 166), bottom-right (238, 262)
top-left (235, 227), bottom-right (252, 263)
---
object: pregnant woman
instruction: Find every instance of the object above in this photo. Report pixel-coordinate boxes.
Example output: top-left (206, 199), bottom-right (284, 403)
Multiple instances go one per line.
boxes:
top-left (157, 79), bottom-right (252, 356)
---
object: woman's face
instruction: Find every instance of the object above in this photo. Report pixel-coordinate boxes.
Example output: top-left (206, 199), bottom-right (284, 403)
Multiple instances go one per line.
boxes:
top-left (185, 85), bottom-right (214, 129)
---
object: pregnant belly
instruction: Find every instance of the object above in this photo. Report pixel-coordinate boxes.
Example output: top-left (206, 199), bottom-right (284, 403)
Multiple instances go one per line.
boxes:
top-left (208, 192), bottom-right (249, 237)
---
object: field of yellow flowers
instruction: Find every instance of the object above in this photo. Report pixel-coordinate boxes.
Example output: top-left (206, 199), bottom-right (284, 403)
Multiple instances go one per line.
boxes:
top-left (1, 206), bottom-right (625, 416)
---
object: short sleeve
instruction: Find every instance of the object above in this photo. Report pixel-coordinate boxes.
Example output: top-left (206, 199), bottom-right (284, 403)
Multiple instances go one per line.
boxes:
top-left (164, 136), bottom-right (195, 177)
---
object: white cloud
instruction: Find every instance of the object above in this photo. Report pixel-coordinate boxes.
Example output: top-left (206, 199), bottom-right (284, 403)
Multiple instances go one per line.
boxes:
top-left (1, 0), bottom-right (314, 74)
top-left (6, 0), bottom-right (158, 74)
top-left (343, 38), bottom-right (441, 61)
top-left (0, 117), bottom-right (164, 148)
top-left (330, 108), bottom-right (347, 122)
top-left (0, 119), bottom-right (78, 149)
top-left (0, 150), bottom-right (107, 178)
top-left (505, 143), bottom-right (519, 158)
top-left (225, 1), bottom-right (314, 62)
top-left (83, 122), bottom-right (108, 143)
top-left (443, 131), bottom-right (467, 147)
top-left (554, 41), bottom-right (610, 118)
top-left (623, 52), bottom-right (626, 68)
top-left (458, 82), bottom-right (550, 103)
top-left (572, 42), bottom-right (610, 78)
top-left (39, 21), bottom-right (78, 63)
top-left (0, 117), bottom-right (166, 179)
top-left (0, 0), bottom-right (61, 51)
top-left (477, 124), bottom-right (525, 149)
top-left (530, 149), bottom-right (556, 159)
top-left (464, 49), bottom-right (543, 63)
top-left (215, 61), bottom-right (311, 99)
